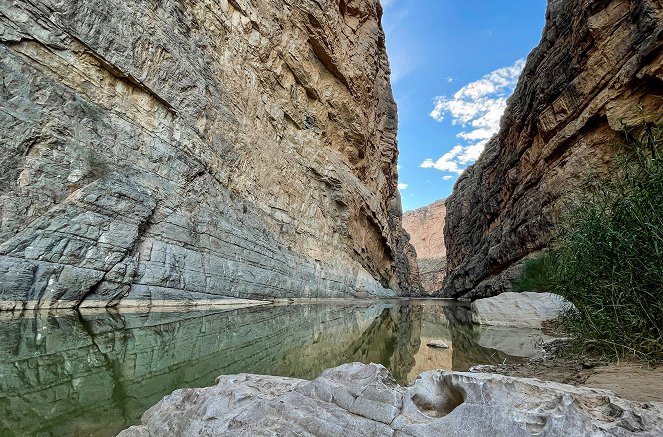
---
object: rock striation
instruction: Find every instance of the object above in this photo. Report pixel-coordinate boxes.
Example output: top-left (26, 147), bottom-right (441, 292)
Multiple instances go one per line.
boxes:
top-left (443, 0), bottom-right (663, 299)
top-left (118, 362), bottom-right (663, 437)
top-left (0, 0), bottom-right (418, 309)
top-left (402, 199), bottom-right (446, 293)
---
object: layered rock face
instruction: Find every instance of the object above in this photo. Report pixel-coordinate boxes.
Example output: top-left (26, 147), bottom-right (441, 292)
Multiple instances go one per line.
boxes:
top-left (402, 199), bottom-right (446, 293)
top-left (443, 0), bottom-right (663, 299)
top-left (119, 362), bottom-right (663, 436)
top-left (0, 0), bottom-right (418, 309)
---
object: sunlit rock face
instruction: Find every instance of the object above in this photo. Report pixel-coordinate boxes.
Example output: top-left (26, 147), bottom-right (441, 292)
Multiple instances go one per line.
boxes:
top-left (402, 199), bottom-right (446, 293)
top-left (443, 0), bottom-right (663, 299)
top-left (0, 0), bottom-right (419, 309)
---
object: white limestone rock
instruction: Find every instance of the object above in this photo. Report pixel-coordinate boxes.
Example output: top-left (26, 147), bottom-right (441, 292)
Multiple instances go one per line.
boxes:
top-left (471, 292), bottom-right (573, 329)
top-left (118, 363), bottom-right (663, 437)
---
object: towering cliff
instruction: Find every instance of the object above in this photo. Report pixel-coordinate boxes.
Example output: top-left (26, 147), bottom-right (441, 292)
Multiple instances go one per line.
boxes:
top-left (443, 0), bottom-right (663, 299)
top-left (402, 199), bottom-right (446, 293)
top-left (0, 0), bottom-right (418, 310)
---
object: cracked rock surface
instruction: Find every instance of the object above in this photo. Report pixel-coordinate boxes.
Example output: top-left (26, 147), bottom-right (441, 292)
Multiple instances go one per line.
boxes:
top-left (0, 0), bottom-right (419, 309)
top-left (118, 362), bottom-right (663, 437)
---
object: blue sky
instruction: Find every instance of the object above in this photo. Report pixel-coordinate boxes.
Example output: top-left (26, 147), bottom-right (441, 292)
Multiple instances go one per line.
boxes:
top-left (382, 0), bottom-right (548, 211)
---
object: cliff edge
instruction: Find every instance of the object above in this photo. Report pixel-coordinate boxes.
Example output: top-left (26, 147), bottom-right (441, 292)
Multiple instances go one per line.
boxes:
top-left (443, 0), bottom-right (663, 299)
top-left (0, 0), bottom-right (418, 309)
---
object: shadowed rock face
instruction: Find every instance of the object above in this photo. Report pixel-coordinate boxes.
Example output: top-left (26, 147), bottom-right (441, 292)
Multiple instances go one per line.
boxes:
top-left (443, 0), bottom-right (663, 299)
top-left (0, 0), bottom-right (418, 309)
top-left (402, 200), bottom-right (447, 293)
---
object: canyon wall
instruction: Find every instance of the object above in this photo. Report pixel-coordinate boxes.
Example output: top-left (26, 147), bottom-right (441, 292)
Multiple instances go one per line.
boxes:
top-left (443, 0), bottom-right (663, 299)
top-left (0, 0), bottom-right (418, 309)
top-left (402, 199), bottom-right (446, 293)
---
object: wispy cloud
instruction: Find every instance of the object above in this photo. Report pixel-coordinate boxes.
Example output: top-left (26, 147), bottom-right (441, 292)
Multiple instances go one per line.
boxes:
top-left (422, 59), bottom-right (525, 174)
top-left (421, 146), bottom-right (464, 174)
top-left (398, 183), bottom-right (409, 190)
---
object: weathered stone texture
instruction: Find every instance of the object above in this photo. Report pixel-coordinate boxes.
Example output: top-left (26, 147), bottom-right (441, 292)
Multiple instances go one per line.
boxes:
top-left (402, 199), bottom-right (446, 293)
top-left (443, 0), bottom-right (663, 299)
top-left (119, 362), bottom-right (663, 437)
top-left (0, 0), bottom-right (418, 308)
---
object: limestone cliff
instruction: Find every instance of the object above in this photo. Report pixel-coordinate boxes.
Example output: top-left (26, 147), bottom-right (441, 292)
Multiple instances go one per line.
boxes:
top-left (402, 199), bottom-right (446, 293)
top-left (443, 0), bottom-right (663, 299)
top-left (0, 0), bottom-right (418, 309)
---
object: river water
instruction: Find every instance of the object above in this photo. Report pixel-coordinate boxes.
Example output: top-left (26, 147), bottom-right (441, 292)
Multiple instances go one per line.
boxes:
top-left (0, 300), bottom-right (546, 436)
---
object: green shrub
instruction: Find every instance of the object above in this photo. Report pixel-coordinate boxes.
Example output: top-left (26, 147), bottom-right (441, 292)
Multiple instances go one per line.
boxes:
top-left (513, 253), bottom-right (555, 294)
top-left (516, 125), bottom-right (663, 363)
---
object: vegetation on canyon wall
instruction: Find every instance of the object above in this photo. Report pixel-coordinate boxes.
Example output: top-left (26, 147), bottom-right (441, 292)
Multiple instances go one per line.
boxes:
top-left (516, 125), bottom-right (663, 363)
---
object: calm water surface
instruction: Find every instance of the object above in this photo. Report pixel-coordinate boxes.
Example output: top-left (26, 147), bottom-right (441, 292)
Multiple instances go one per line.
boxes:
top-left (0, 300), bottom-right (537, 436)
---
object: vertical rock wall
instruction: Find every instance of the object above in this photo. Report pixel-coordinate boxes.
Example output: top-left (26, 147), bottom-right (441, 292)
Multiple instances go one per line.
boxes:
top-left (443, 0), bottom-right (663, 299)
top-left (402, 199), bottom-right (447, 293)
top-left (0, 0), bottom-right (418, 309)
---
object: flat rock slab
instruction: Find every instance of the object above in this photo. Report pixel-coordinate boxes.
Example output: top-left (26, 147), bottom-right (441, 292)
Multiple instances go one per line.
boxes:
top-left (118, 363), bottom-right (663, 437)
top-left (471, 292), bottom-right (572, 328)
top-left (426, 340), bottom-right (449, 349)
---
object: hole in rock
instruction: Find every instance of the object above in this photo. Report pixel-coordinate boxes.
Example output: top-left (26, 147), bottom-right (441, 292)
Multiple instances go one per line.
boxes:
top-left (411, 376), bottom-right (465, 418)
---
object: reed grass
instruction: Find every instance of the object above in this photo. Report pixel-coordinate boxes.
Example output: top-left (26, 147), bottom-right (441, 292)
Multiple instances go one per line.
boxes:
top-left (515, 125), bottom-right (663, 363)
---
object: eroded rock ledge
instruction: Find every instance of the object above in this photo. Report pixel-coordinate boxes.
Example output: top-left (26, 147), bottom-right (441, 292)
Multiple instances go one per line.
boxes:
top-left (443, 0), bottom-right (663, 299)
top-left (0, 0), bottom-right (419, 309)
top-left (118, 362), bottom-right (663, 436)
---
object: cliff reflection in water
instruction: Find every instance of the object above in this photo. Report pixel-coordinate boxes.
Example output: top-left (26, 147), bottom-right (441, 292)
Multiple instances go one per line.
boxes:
top-left (0, 301), bottom-right (521, 437)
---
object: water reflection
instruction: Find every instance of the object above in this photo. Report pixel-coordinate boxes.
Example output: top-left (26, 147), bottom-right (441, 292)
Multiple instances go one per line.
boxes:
top-left (0, 301), bottom-right (528, 437)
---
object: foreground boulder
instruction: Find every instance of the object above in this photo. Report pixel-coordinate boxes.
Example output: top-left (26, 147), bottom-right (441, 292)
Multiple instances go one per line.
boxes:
top-left (119, 363), bottom-right (663, 437)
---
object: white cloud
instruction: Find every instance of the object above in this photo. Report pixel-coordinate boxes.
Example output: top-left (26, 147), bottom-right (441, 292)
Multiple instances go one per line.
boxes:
top-left (443, 175), bottom-right (453, 181)
top-left (389, 51), bottom-right (414, 84)
top-left (420, 145), bottom-right (464, 174)
top-left (423, 59), bottom-right (525, 176)
top-left (430, 59), bottom-right (523, 125)
top-left (397, 183), bottom-right (408, 190)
